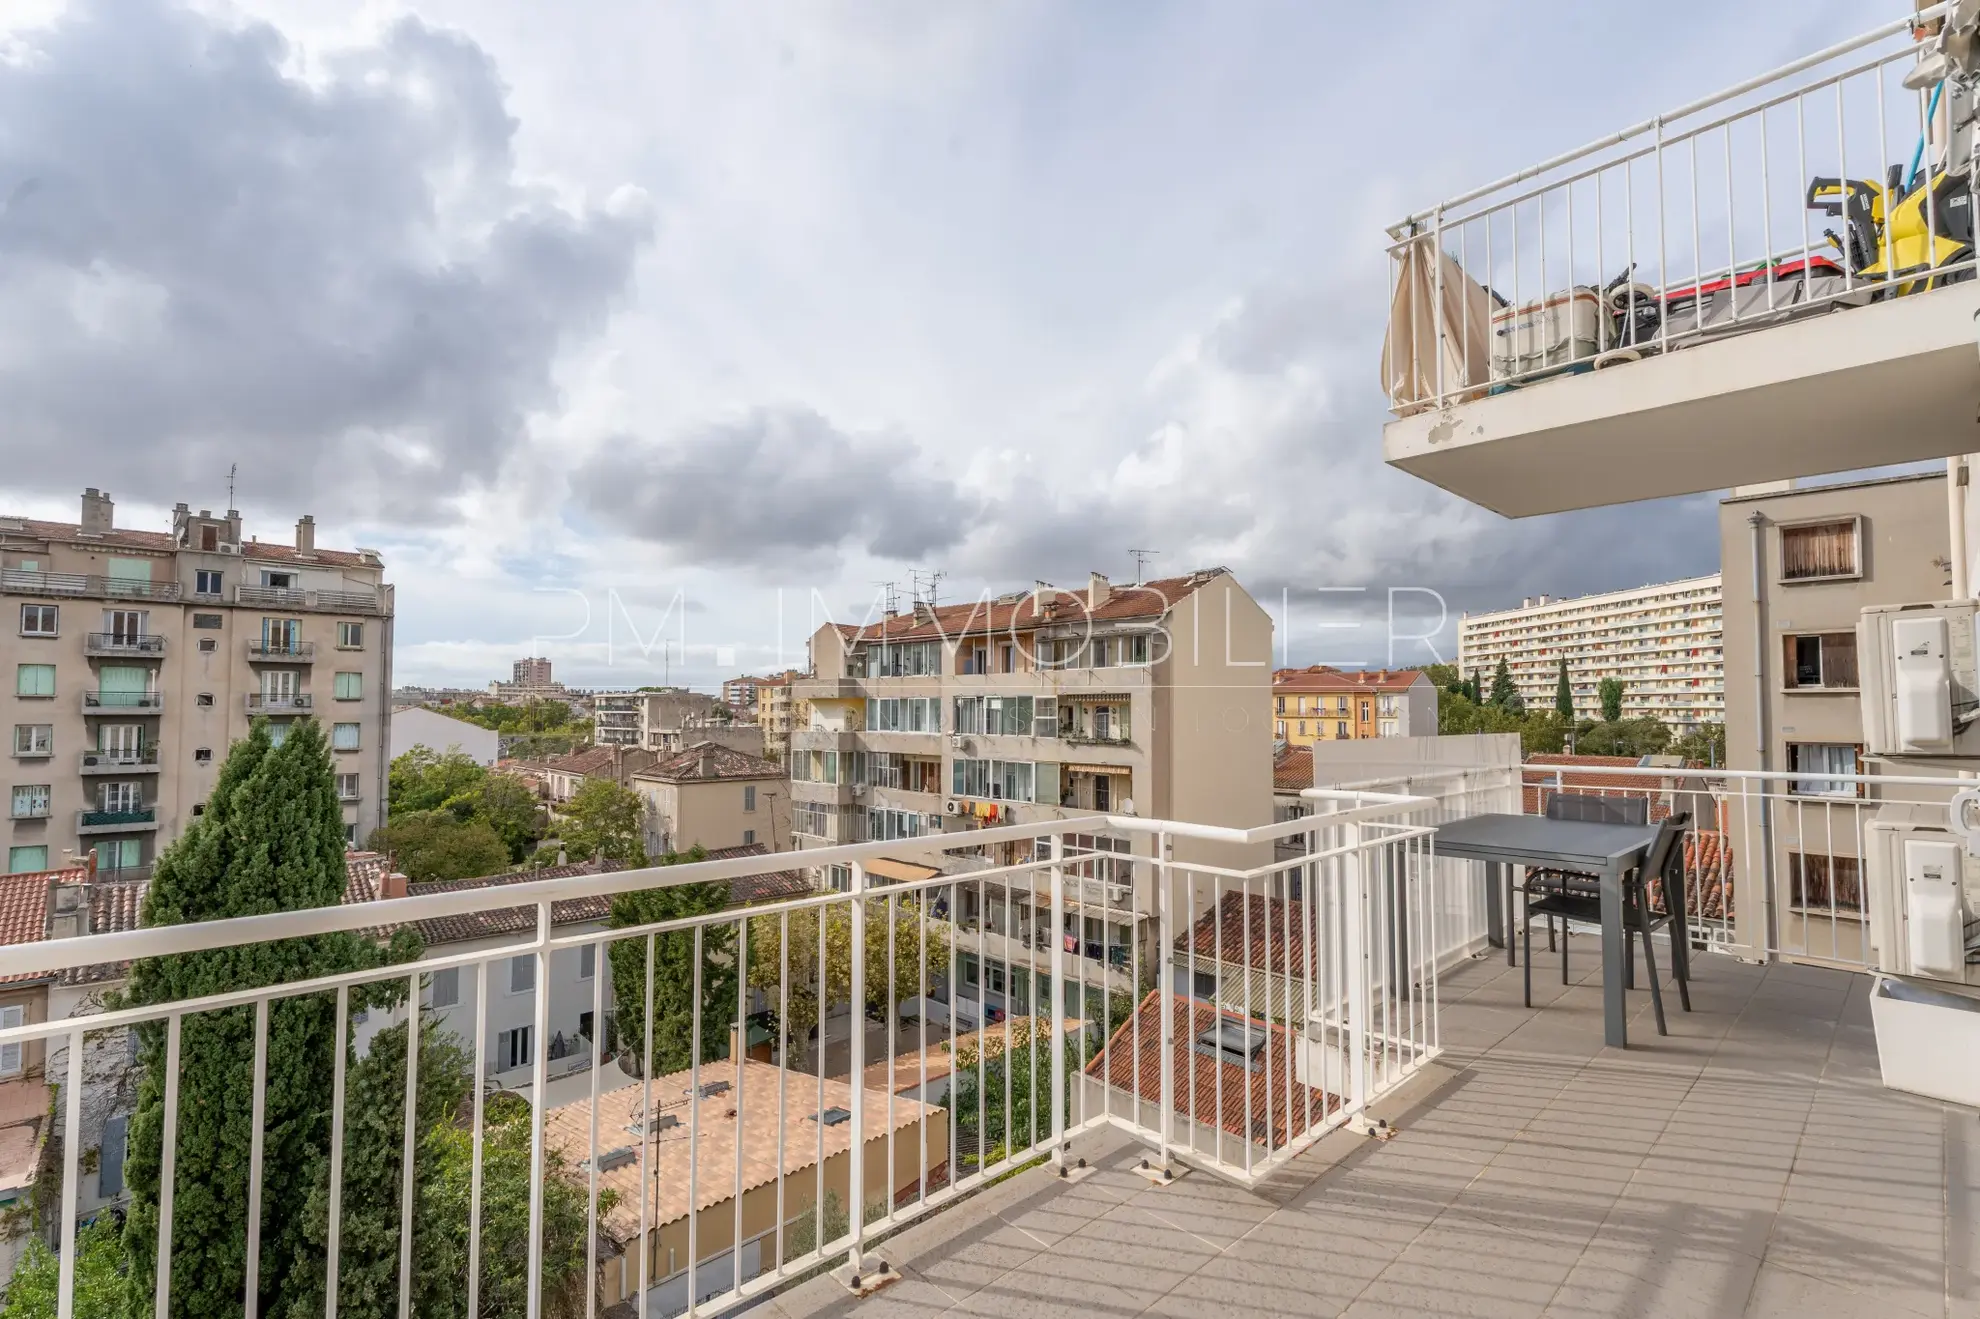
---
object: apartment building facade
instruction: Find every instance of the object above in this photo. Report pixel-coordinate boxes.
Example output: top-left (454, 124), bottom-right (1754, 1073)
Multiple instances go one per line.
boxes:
top-left (1271, 667), bottom-right (1435, 746)
top-left (1, 491), bottom-right (393, 877)
top-left (790, 568), bottom-right (1273, 1027)
top-left (1456, 575), bottom-right (1725, 730)
top-left (630, 742), bottom-right (791, 857)
top-left (753, 670), bottom-right (805, 763)
top-left (591, 691), bottom-right (642, 746)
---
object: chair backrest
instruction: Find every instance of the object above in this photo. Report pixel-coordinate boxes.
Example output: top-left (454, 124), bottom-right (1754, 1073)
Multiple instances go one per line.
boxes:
top-left (1638, 811), bottom-right (1692, 899)
top-left (1544, 792), bottom-right (1649, 826)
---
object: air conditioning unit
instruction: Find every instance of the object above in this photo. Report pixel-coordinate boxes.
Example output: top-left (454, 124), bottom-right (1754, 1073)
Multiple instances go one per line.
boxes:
top-left (943, 799), bottom-right (962, 816)
top-left (851, 783), bottom-right (867, 799)
top-left (1866, 804), bottom-right (1980, 986)
top-left (1859, 601), bottom-right (1980, 757)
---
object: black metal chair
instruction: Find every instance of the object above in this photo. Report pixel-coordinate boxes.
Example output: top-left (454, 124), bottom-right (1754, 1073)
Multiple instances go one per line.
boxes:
top-left (1508, 793), bottom-right (1650, 965)
top-left (1522, 810), bottom-right (1694, 1034)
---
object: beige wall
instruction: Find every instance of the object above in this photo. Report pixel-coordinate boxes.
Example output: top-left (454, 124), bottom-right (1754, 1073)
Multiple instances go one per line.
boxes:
top-left (1719, 473), bottom-right (1949, 962)
top-left (635, 772), bottom-right (793, 855)
top-left (1157, 579), bottom-right (1273, 871)
top-left (0, 983), bottom-right (49, 1081)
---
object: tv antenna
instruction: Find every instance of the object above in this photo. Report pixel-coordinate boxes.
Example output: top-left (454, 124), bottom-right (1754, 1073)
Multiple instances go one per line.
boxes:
top-left (225, 462), bottom-right (238, 510)
top-left (1129, 549), bottom-right (1159, 583)
top-left (872, 580), bottom-right (901, 617)
top-left (909, 569), bottom-right (945, 610)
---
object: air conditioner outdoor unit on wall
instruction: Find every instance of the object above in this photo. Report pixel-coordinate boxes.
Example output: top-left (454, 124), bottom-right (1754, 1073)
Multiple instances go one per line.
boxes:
top-left (943, 799), bottom-right (962, 816)
top-left (1866, 804), bottom-right (1980, 987)
top-left (1858, 601), bottom-right (1980, 757)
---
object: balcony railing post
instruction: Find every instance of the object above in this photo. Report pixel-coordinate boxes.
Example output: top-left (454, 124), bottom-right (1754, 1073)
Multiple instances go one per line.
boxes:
top-left (526, 899), bottom-right (552, 1319)
top-left (1049, 832), bottom-right (1069, 1173)
top-left (1343, 820), bottom-right (1371, 1116)
top-left (1156, 829), bottom-right (1175, 1171)
top-left (845, 860), bottom-right (869, 1281)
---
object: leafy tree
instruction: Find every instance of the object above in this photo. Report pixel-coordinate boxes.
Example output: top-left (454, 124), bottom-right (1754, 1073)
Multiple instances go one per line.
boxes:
top-left (475, 773), bottom-right (548, 862)
top-left (117, 719), bottom-right (416, 1319)
top-left (1, 1217), bottom-right (124, 1318)
top-left (781, 1190), bottom-right (887, 1264)
top-left (366, 812), bottom-right (510, 884)
top-left (387, 746), bottom-right (486, 817)
top-left (951, 1030), bottom-right (1085, 1164)
top-left (449, 700), bottom-right (577, 734)
top-left (1598, 676), bottom-right (1625, 723)
top-left (563, 779), bottom-right (647, 866)
top-left (1575, 717), bottom-right (1672, 758)
top-left (1436, 690), bottom-right (1568, 755)
top-left (607, 847), bottom-right (735, 1076)
top-left (1488, 657), bottom-right (1524, 713)
top-left (1554, 658), bottom-right (1574, 721)
top-left (1672, 722), bottom-right (1726, 767)
top-left (746, 899), bottom-right (950, 1063)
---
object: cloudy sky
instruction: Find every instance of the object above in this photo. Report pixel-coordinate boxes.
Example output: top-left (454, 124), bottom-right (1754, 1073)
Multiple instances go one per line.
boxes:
top-left (0, 0), bottom-right (1903, 689)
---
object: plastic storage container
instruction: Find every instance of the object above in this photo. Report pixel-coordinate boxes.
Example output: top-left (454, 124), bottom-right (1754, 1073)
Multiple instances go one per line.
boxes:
top-left (1870, 976), bottom-right (1980, 1107)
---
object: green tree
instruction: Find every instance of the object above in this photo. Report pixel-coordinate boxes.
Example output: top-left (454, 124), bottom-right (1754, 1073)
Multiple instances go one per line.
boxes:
top-left (474, 772), bottom-right (548, 862)
top-left (1554, 658), bottom-right (1574, 721)
top-left (780, 1190), bottom-right (886, 1264)
top-left (387, 746), bottom-right (486, 817)
top-left (1673, 722), bottom-right (1726, 767)
top-left (1, 1217), bottom-right (124, 1318)
top-left (951, 1031), bottom-right (1084, 1165)
top-left (117, 719), bottom-right (415, 1319)
top-left (366, 812), bottom-right (510, 884)
top-left (607, 847), bottom-right (736, 1076)
top-left (1574, 717), bottom-right (1672, 758)
top-left (746, 899), bottom-right (950, 1063)
top-left (1598, 676), bottom-right (1625, 722)
top-left (563, 779), bottom-right (647, 866)
top-left (1488, 657), bottom-right (1524, 713)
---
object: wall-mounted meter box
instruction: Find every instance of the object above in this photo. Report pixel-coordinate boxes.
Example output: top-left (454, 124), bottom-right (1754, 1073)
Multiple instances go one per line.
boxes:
top-left (1858, 601), bottom-right (1980, 756)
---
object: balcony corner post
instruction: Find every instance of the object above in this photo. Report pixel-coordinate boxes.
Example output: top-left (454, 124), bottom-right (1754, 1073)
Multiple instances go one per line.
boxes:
top-left (1156, 829), bottom-right (1176, 1172)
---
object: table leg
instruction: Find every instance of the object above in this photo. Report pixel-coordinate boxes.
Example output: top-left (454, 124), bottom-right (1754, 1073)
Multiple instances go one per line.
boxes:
top-left (1601, 861), bottom-right (1628, 1049)
top-left (1485, 862), bottom-right (1508, 963)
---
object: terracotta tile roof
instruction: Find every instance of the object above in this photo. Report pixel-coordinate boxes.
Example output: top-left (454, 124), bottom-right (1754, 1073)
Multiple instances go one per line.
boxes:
top-left (0, 870), bottom-right (67, 985)
top-left (639, 742), bottom-right (784, 783)
top-left (542, 747), bottom-right (620, 778)
top-left (1085, 992), bottom-right (1337, 1151)
top-left (542, 1059), bottom-right (939, 1243)
top-left (1, 516), bottom-right (373, 567)
top-left (1273, 666), bottom-right (1424, 693)
top-left (1177, 891), bottom-right (1308, 977)
top-left (343, 850), bottom-right (393, 904)
top-left (826, 570), bottom-right (1232, 644)
top-left (1273, 744), bottom-right (1312, 792)
top-left (89, 880), bottom-right (147, 935)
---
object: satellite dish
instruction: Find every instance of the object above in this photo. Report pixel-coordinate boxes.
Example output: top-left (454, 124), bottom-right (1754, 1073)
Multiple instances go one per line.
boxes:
top-left (1120, 797), bottom-right (1136, 816)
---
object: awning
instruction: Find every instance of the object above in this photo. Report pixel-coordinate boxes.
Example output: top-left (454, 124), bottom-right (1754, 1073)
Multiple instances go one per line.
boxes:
top-left (866, 857), bottom-right (942, 884)
top-left (1063, 692), bottom-right (1131, 703)
top-left (1063, 763), bottom-right (1128, 777)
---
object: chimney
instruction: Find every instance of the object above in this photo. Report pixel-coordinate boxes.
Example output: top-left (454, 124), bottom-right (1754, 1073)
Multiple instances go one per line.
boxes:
top-left (698, 748), bottom-right (714, 778)
top-left (1087, 572), bottom-right (1111, 609)
top-left (295, 515), bottom-right (316, 554)
top-left (172, 502), bottom-right (190, 545)
top-left (380, 870), bottom-right (408, 900)
top-left (225, 508), bottom-right (243, 546)
top-left (44, 872), bottom-right (91, 941)
top-left (80, 488), bottom-right (113, 535)
top-left (912, 601), bottom-right (935, 624)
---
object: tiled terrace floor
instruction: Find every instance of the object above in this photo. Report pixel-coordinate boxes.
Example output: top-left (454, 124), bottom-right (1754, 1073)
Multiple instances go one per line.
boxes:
top-left (767, 941), bottom-right (1980, 1319)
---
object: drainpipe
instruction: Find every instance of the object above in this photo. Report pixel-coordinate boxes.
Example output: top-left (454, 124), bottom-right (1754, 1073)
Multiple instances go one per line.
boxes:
top-left (1749, 511), bottom-right (1778, 960)
top-left (1950, 456), bottom-right (1970, 600)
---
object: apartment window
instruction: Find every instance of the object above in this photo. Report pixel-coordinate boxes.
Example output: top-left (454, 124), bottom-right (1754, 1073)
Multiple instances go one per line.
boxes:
top-left (509, 954), bottom-right (535, 994)
top-left (429, 967), bottom-right (460, 1009)
top-left (194, 748), bottom-right (212, 763)
top-left (1275, 697), bottom-right (1286, 715)
top-left (743, 784), bottom-right (757, 812)
top-left (864, 639), bottom-right (940, 677)
top-left (951, 758), bottom-right (1036, 802)
top-left (0, 1005), bottom-right (21, 1077)
top-left (10, 785), bottom-right (48, 819)
top-left (338, 622), bottom-right (364, 649)
top-left (14, 665), bottom-right (53, 699)
top-left (1780, 518), bottom-right (1861, 582)
top-left (18, 605), bottom-right (56, 636)
top-left (336, 772), bottom-right (360, 800)
top-left (333, 672), bottom-right (362, 701)
top-left (261, 570), bottom-right (295, 589)
top-left (1297, 721), bottom-right (1306, 736)
top-left (743, 828), bottom-right (756, 845)
top-left (7, 846), bottom-right (46, 874)
top-left (191, 613), bottom-right (222, 629)
top-left (1783, 633), bottom-right (1859, 690)
top-left (1787, 742), bottom-right (1861, 798)
top-left (867, 697), bottom-right (940, 733)
top-left (1275, 720), bottom-right (1286, 737)
top-left (194, 570), bottom-right (223, 596)
top-left (262, 618), bottom-right (302, 652)
top-left (953, 695), bottom-right (1033, 737)
top-left (1788, 852), bottom-right (1865, 915)
top-left (1337, 721), bottom-right (1348, 738)
top-left (496, 1026), bottom-right (532, 1071)
top-left (197, 638), bottom-right (217, 654)
top-left (578, 944), bottom-right (597, 981)
top-left (343, 823), bottom-right (357, 847)
top-left (793, 803), bottom-right (833, 839)
top-left (196, 693), bottom-right (213, 708)
top-left (331, 723), bottom-right (360, 751)
top-left (1123, 632), bottom-right (1151, 665)
top-left (266, 722), bottom-right (289, 748)
top-left (13, 726), bottom-right (50, 757)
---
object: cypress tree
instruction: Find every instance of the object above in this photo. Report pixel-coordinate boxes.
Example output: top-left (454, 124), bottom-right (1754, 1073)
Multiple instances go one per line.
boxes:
top-left (607, 846), bottom-right (737, 1076)
top-left (1488, 657), bottom-right (1524, 713)
top-left (1554, 657), bottom-right (1574, 721)
top-left (118, 719), bottom-right (408, 1318)
top-left (1599, 676), bottom-right (1626, 723)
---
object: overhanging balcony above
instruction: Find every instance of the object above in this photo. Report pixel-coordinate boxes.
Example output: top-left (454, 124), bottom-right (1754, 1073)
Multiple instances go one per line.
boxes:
top-left (1383, 6), bottom-right (1980, 517)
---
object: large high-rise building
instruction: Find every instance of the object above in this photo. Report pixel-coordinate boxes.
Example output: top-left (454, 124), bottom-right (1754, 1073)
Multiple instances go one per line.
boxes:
top-left (0, 489), bottom-right (394, 877)
top-left (513, 657), bottom-right (553, 686)
top-left (1456, 574), bottom-right (1724, 731)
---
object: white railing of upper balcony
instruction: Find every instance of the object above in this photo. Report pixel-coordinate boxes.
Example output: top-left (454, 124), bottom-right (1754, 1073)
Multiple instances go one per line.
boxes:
top-left (0, 790), bottom-right (1478, 1319)
top-left (1330, 761), bottom-right (1977, 974)
top-left (1385, 3), bottom-right (1973, 413)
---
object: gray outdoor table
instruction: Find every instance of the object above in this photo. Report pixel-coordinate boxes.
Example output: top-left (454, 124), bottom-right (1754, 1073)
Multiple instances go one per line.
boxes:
top-left (1433, 813), bottom-right (1661, 1049)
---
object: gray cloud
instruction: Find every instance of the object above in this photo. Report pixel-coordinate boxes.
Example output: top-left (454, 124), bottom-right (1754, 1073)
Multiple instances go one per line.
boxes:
top-left (572, 407), bottom-right (980, 567)
top-left (0, 0), bottom-right (651, 521)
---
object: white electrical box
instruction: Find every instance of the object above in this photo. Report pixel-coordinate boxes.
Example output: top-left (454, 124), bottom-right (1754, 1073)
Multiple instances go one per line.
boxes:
top-left (1858, 601), bottom-right (1980, 757)
top-left (1866, 804), bottom-right (1980, 986)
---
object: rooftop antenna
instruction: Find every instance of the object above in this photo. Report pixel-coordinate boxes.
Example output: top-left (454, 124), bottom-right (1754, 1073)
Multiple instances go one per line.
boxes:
top-left (225, 462), bottom-right (238, 511)
top-left (909, 568), bottom-right (946, 610)
top-left (1128, 549), bottom-right (1159, 583)
top-left (872, 580), bottom-right (901, 617)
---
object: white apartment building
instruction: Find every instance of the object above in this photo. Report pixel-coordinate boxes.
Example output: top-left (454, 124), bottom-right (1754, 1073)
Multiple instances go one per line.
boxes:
top-left (592, 691), bottom-right (643, 746)
top-left (0, 490), bottom-right (394, 876)
top-left (1456, 575), bottom-right (1724, 731)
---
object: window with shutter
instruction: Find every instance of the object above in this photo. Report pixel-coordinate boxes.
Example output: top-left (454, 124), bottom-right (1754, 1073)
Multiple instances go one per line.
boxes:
top-left (99, 1113), bottom-right (128, 1198)
top-left (1781, 519), bottom-right (1861, 581)
top-left (0, 1004), bottom-right (22, 1076)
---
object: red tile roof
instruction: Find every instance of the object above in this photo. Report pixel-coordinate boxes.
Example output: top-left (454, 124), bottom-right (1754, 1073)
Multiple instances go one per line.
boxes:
top-left (827, 570), bottom-right (1233, 644)
top-left (640, 742), bottom-right (784, 783)
top-left (1084, 992), bottom-right (1337, 1151)
top-left (1273, 666), bottom-right (1424, 693)
top-left (3, 516), bottom-right (374, 567)
top-left (0, 870), bottom-right (66, 985)
top-left (1272, 744), bottom-right (1312, 792)
top-left (1178, 891), bottom-right (1308, 977)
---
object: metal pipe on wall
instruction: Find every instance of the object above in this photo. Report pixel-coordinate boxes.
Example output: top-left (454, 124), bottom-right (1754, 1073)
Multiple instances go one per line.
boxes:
top-left (1749, 510), bottom-right (1779, 958)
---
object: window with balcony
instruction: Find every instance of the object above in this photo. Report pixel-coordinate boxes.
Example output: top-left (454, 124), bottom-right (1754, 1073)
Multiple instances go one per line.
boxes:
top-left (862, 640), bottom-right (939, 677)
top-left (1780, 519), bottom-right (1861, 583)
top-left (951, 758), bottom-right (1036, 802)
top-left (1783, 633), bottom-right (1858, 690)
top-left (261, 571), bottom-right (295, 590)
top-left (1787, 743), bottom-right (1861, 797)
top-left (19, 605), bottom-right (56, 636)
top-left (13, 726), bottom-right (50, 757)
top-left (953, 695), bottom-right (1033, 737)
top-left (332, 723), bottom-right (360, 751)
top-left (15, 665), bottom-right (53, 698)
top-left (867, 807), bottom-right (928, 841)
top-left (334, 672), bottom-right (362, 701)
top-left (793, 802), bottom-right (833, 838)
top-left (338, 622), bottom-right (363, 649)
top-left (1788, 851), bottom-right (1864, 915)
top-left (195, 570), bottom-right (222, 596)
top-left (7, 846), bottom-right (45, 874)
top-left (867, 697), bottom-right (939, 733)
top-left (496, 1026), bottom-right (532, 1071)
top-left (11, 785), bottom-right (48, 819)
top-left (261, 618), bottom-right (302, 653)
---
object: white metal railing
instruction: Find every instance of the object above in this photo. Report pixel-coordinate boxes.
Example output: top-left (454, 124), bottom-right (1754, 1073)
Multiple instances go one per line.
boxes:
top-left (4, 794), bottom-right (1450, 1319)
top-left (1385, 4), bottom-right (1969, 414)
